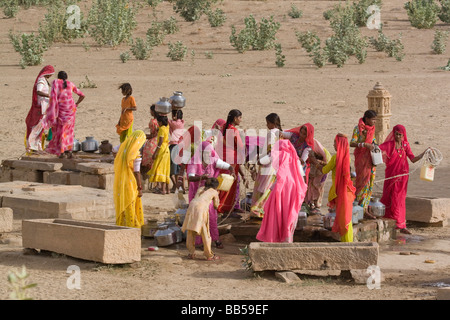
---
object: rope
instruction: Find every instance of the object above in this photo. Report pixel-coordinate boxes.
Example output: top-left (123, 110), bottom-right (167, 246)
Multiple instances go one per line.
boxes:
top-left (373, 147), bottom-right (443, 189)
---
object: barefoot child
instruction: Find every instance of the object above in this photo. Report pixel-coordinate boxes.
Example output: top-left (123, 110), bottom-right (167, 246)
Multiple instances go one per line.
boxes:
top-left (116, 83), bottom-right (137, 143)
top-left (182, 178), bottom-right (220, 261)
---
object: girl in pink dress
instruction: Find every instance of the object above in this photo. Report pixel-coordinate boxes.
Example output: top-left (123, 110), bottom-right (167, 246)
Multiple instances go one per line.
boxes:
top-left (379, 125), bottom-right (428, 234)
top-left (45, 71), bottom-right (85, 158)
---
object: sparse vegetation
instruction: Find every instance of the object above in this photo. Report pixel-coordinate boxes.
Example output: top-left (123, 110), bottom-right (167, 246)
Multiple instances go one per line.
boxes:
top-left (9, 31), bottom-right (48, 68)
top-left (207, 8), bottom-right (227, 27)
top-left (432, 30), bottom-right (449, 54)
top-left (439, 58), bottom-right (450, 70)
top-left (87, 0), bottom-right (137, 47)
top-left (146, 21), bottom-right (166, 47)
top-left (288, 4), bottom-right (303, 19)
top-left (78, 75), bottom-right (97, 88)
top-left (230, 15), bottom-right (281, 53)
top-left (170, 0), bottom-right (219, 22)
top-left (369, 25), bottom-right (405, 61)
top-left (120, 51), bottom-right (131, 63)
top-left (275, 43), bottom-right (285, 67)
top-left (167, 40), bottom-right (188, 61)
top-left (7, 266), bottom-right (37, 300)
top-left (404, 0), bottom-right (440, 29)
top-left (438, 0), bottom-right (450, 22)
top-left (163, 16), bottom-right (179, 34)
top-left (130, 37), bottom-right (152, 60)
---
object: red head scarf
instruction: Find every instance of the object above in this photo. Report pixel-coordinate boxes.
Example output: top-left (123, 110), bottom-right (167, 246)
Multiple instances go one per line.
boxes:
top-left (287, 123), bottom-right (315, 151)
top-left (358, 117), bottom-right (375, 144)
top-left (25, 65), bottom-right (55, 137)
top-left (333, 134), bottom-right (356, 237)
top-left (383, 124), bottom-right (408, 144)
top-left (212, 119), bottom-right (226, 131)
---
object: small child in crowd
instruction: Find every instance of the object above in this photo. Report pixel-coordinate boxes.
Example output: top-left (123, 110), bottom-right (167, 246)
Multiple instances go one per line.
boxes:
top-left (168, 109), bottom-right (185, 193)
top-left (181, 178), bottom-right (220, 261)
top-left (116, 83), bottom-right (137, 143)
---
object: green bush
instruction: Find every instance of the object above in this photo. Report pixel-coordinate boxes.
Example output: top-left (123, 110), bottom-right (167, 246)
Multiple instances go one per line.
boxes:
top-left (440, 59), bottom-right (450, 70)
top-left (296, 31), bottom-right (321, 53)
top-left (2, 0), bottom-right (19, 18)
top-left (438, 0), bottom-right (450, 22)
top-left (167, 41), bottom-right (188, 61)
top-left (207, 8), bottom-right (227, 27)
top-left (88, 0), bottom-right (137, 47)
top-left (431, 30), bottom-right (449, 54)
top-left (404, 0), bottom-right (440, 29)
top-left (146, 21), bottom-right (166, 47)
top-left (163, 16), bottom-right (179, 34)
top-left (120, 51), bottom-right (130, 63)
top-left (229, 15), bottom-right (281, 53)
top-left (170, 0), bottom-right (219, 22)
top-left (131, 38), bottom-right (152, 60)
top-left (369, 25), bottom-right (405, 61)
top-left (288, 4), bottom-right (303, 19)
top-left (274, 43), bottom-right (285, 67)
top-left (147, 0), bottom-right (162, 9)
top-left (38, 0), bottom-right (87, 44)
top-left (9, 32), bottom-right (48, 68)
top-left (352, 0), bottom-right (382, 27)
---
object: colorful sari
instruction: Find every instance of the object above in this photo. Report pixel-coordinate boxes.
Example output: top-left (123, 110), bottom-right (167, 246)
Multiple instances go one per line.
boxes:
top-left (351, 118), bottom-right (376, 210)
top-left (250, 128), bottom-right (279, 217)
top-left (256, 140), bottom-right (307, 243)
top-left (114, 130), bottom-right (146, 228)
top-left (217, 123), bottom-right (244, 214)
top-left (379, 125), bottom-right (415, 229)
top-left (141, 118), bottom-right (159, 169)
top-left (45, 79), bottom-right (84, 156)
top-left (25, 65), bottom-right (54, 152)
top-left (147, 125), bottom-right (170, 184)
top-left (186, 141), bottom-right (223, 243)
top-left (286, 123), bottom-right (315, 184)
top-left (322, 134), bottom-right (355, 242)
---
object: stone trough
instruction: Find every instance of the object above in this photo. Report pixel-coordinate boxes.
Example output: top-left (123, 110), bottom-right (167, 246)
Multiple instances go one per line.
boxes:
top-left (248, 242), bottom-right (379, 272)
top-left (22, 219), bottom-right (141, 264)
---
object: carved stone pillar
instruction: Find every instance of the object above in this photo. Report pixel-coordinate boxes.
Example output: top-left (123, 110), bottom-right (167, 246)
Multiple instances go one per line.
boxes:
top-left (367, 82), bottom-right (392, 144)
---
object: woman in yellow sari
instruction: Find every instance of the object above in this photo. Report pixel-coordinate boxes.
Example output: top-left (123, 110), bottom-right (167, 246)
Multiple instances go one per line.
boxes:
top-left (114, 130), bottom-right (146, 228)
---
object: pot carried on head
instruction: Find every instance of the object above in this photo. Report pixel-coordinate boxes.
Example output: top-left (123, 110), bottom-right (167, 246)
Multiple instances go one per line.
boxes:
top-left (155, 97), bottom-right (172, 116)
top-left (169, 91), bottom-right (186, 110)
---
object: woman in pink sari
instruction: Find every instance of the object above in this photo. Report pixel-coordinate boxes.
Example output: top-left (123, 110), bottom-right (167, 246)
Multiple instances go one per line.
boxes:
top-left (141, 104), bottom-right (159, 191)
top-left (256, 139), bottom-right (307, 243)
top-left (25, 65), bottom-right (55, 154)
top-left (379, 125), bottom-right (428, 234)
top-left (350, 110), bottom-right (377, 219)
top-left (45, 71), bottom-right (85, 158)
top-left (186, 141), bottom-right (235, 248)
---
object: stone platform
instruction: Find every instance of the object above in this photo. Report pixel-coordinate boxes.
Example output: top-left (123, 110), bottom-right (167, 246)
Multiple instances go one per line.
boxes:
top-left (229, 215), bottom-right (397, 244)
top-left (0, 181), bottom-right (114, 220)
top-left (1, 153), bottom-right (114, 190)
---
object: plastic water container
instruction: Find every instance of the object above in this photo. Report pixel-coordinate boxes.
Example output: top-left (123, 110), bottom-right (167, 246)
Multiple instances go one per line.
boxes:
top-left (420, 164), bottom-right (435, 182)
top-left (371, 144), bottom-right (383, 166)
top-left (217, 173), bottom-right (235, 191)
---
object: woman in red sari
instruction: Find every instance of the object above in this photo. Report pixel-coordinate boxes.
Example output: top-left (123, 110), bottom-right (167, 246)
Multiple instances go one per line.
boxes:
top-left (45, 71), bottom-right (85, 158)
top-left (350, 110), bottom-right (377, 219)
top-left (310, 134), bottom-right (355, 242)
top-left (379, 125), bottom-right (428, 234)
top-left (25, 65), bottom-right (54, 153)
top-left (217, 109), bottom-right (247, 215)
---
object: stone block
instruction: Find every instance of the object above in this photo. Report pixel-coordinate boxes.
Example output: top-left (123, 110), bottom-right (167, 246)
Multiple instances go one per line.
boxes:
top-left (76, 162), bottom-right (114, 175)
top-left (22, 219), bottom-right (141, 264)
top-left (0, 207), bottom-right (13, 233)
top-left (43, 171), bottom-right (82, 186)
top-left (275, 271), bottom-right (302, 283)
top-left (80, 172), bottom-right (114, 190)
top-left (437, 287), bottom-right (450, 300)
top-left (248, 242), bottom-right (379, 272)
top-left (11, 169), bottom-right (43, 183)
top-left (1, 159), bottom-right (63, 172)
top-left (0, 167), bottom-right (12, 182)
top-left (406, 197), bottom-right (449, 226)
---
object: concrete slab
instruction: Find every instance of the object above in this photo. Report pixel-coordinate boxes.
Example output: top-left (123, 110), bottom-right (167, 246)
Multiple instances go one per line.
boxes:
top-left (248, 242), bottom-right (379, 272)
top-left (0, 207), bottom-right (13, 233)
top-left (0, 181), bottom-right (114, 220)
top-left (406, 196), bottom-right (449, 226)
top-left (22, 219), bottom-right (141, 264)
top-left (2, 159), bottom-right (63, 172)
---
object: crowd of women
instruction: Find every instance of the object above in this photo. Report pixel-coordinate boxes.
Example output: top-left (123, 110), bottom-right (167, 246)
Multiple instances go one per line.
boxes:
top-left (25, 66), bottom-right (430, 259)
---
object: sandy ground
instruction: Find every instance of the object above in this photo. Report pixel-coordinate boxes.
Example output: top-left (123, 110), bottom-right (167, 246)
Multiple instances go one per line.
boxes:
top-left (0, 0), bottom-right (449, 302)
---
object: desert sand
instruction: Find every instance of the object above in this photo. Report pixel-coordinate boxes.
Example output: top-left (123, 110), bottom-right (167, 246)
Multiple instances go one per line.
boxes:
top-left (0, 0), bottom-right (449, 302)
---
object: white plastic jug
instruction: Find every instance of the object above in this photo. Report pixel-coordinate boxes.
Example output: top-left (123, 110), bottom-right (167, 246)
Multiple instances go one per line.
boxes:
top-left (371, 144), bottom-right (383, 166)
top-left (420, 163), bottom-right (435, 182)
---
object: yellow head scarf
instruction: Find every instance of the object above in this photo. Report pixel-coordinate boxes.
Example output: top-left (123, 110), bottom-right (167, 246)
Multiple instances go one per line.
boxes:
top-left (114, 130), bottom-right (146, 227)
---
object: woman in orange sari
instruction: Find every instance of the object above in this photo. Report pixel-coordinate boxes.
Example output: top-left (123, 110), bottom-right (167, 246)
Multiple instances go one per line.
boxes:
top-left (311, 134), bottom-right (355, 242)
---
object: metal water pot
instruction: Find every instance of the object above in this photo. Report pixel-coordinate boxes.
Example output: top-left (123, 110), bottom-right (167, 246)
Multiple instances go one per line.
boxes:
top-left (352, 201), bottom-right (364, 224)
top-left (323, 211), bottom-right (336, 230)
top-left (154, 225), bottom-right (175, 247)
top-left (155, 97), bottom-right (172, 115)
top-left (296, 211), bottom-right (307, 230)
top-left (369, 197), bottom-right (385, 217)
top-left (81, 136), bottom-right (99, 153)
top-left (169, 91), bottom-right (186, 109)
top-left (73, 139), bottom-right (81, 152)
